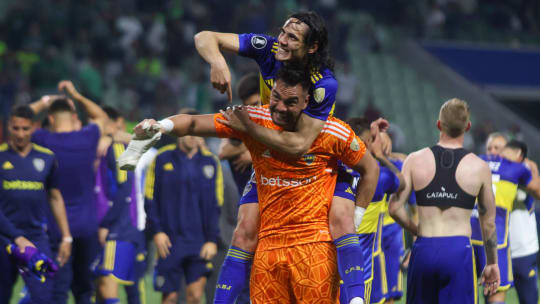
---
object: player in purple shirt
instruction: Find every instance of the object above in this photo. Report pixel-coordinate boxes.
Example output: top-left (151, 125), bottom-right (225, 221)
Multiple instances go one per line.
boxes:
top-left (30, 81), bottom-right (108, 304)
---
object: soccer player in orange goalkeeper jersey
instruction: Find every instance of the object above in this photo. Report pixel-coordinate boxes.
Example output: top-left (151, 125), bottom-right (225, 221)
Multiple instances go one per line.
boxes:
top-left (120, 66), bottom-right (379, 303)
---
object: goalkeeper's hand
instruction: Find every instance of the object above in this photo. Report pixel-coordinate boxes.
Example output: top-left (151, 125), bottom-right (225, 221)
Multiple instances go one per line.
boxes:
top-left (7, 244), bottom-right (58, 283)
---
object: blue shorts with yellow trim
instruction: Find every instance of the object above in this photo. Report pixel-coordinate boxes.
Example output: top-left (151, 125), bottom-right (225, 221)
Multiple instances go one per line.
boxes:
top-left (473, 243), bottom-right (513, 291)
top-left (407, 236), bottom-right (477, 304)
top-left (381, 223), bottom-right (405, 300)
top-left (333, 170), bottom-right (356, 202)
top-left (94, 240), bottom-right (137, 285)
top-left (153, 243), bottom-right (213, 292)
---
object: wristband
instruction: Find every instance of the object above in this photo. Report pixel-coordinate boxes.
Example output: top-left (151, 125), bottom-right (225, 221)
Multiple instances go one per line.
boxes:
top-left (62, 236), bottom-right (73, 243)
top-left (354, 206), bottom-right (366, 232)
top-left (157, 118), bottom-right (174, 133)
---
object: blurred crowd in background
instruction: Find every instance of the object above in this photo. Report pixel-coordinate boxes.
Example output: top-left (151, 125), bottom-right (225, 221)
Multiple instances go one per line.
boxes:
top-left (0, 0), bottom-right (539, 153)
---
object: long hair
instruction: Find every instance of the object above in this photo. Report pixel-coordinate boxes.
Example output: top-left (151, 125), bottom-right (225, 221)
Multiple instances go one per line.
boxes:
top-left (289, 11), bottom-right (334, 73)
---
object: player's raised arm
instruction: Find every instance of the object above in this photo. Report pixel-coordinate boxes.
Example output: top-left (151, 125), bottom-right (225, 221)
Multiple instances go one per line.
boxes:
top-left (227, 107), bottom-right (324, 157)
top-left (194, 31), bottom-right (240, 101)
top-left (58, 80), bottom-right (108, 134)
top-left (388, 153), bottom-right (418, 235)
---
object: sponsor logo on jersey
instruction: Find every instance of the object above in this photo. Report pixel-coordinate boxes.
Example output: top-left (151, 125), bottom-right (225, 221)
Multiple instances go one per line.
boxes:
top-left (488, 161), bottom-right (501, 172)
top-left (314, 88), bottom-right (325, 103)
top-left (426, 186), bottom-right (458, 200)
top-left (2, 161), bottom-right (13, 170)
top-left (203, 165), bottom-right (215, 179)
top-left (251, 36), bottom-right (267, 49)
top-left (260, 174), bottom-right (317, 187)
top-left (33, 158), bottom-right (45, 172)
top-left (3, 180), bottom-right (44, 190)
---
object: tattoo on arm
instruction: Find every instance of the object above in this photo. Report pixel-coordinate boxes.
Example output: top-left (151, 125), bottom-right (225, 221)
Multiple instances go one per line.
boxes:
top-left (485, 231), bottom-right (497, 249)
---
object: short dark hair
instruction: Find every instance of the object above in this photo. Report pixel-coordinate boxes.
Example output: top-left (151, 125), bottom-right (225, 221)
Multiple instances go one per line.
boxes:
top-left (275, 64), bottom-right (311, 91)
top-left (48, 98), bottom-right (74, 115)
top-left (11, 105), bottom-right (34, 120)
top-left (505, 139), bottom-right (528, 159)
top-left (236, 73), bottom-right (259, 102)
top-left (288, 11), bottom-right (334, 72)
top-left (103, 105), bottom-right (120, 121)
top-left (346, 117), bottom-right (371, 136)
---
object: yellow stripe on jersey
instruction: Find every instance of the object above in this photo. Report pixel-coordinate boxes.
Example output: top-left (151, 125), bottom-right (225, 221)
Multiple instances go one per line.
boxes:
top-left (112, 143), bottom-right (127, 183)
top-left (382, 197), bottom-right (395, 226)
top-left (32, 144), bottom-right (54, 155)
top-left (145, 144), bottom-right (176, 200)
top-left (493, 179), bottom-right (519, 210)
top-left (259, 73), bottom-right (272, 105)
top-left (201, 147), bottom-right (224, 207)
top-left (357, 198), bottom-right (385, 234)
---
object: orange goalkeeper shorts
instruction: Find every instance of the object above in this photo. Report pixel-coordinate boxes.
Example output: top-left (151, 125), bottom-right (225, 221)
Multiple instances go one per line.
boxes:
top-left (250, 241), bottom-right (340, 303)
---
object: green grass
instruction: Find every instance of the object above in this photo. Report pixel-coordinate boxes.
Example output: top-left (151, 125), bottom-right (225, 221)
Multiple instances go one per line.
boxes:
top-left (9, 273), bottom-right (525, 304)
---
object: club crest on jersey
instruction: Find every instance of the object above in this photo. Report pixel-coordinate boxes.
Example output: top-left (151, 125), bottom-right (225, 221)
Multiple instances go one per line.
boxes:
top-left (350, 137), bottom-right (360, 152)
top-left (314, 88), bottom-right (325, 103)
top-left (203, 165), bottom-right (215, 179)
top-left (33, 158), bottom-right (45, 172)
top-left (303, 154), bottom-right (315, 165)
top-left (155, 276), bottom-right (165, 288)
top-left (251, 36), bottom-right (267, 49)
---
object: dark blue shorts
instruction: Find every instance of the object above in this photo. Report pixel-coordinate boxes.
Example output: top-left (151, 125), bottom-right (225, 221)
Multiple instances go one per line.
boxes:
top-left (238, 172), bottom-right (258, 205)
top-left (407, 236), bottom-right (477, 304)
top-left (153, 242), bottom-right (213, 292)
top-left (512, 253), bottom-right (538, 304)
top-left (382, 223), bottom-right (405, 300)
top-left (93, 240), bottom-right (137, 285)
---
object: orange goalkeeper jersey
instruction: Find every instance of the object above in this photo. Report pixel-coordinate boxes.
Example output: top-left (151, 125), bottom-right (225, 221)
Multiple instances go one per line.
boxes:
top-left (214, 106), bottom-right (366, 250)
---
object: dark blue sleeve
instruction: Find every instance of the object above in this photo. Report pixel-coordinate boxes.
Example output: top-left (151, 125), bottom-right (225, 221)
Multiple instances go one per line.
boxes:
top-left (144, 157), bottom-right (163, 235)
top-left (199, 157), bottom-right (223, 243)
top-left (303, 75), bottom-right (338, 121)
top-left (45, 156), bottom-right (60, 190)
top-left (238, 33), bottom-right (278, 66)
top-left (0, 209), bottom-right (24, 241)
top-left (99, 144), bottom-right (131, 229)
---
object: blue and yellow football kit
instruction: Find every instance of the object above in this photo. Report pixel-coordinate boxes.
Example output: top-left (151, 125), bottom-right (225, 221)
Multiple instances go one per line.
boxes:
top-left (334, 161), bottom-right (400, 304)
top-left (145, 145), bottom-right (223, 292)
top-left (93, 143), bottom-right (145, 286)
top-left (471, 154), bottom-right (533, 292)
top-left (380, 159), bottom-right (415, 301)
top-left (0, 143), bottom-right (59, 304)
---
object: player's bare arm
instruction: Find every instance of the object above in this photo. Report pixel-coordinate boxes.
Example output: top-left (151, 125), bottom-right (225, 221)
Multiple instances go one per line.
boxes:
top-left (370, 131), bottom-right (405, 193)
top-left (351, 149), bottom-right (379, 210)
top-left (225, 105), bottom-right (324, 157)
top-left (389, 153), bottom-right (418, 235)
top-left (58, 80), bottom-right (108, 134)
top-left (28, 95), bottom-right (63, 114)
top-left (476, 160), bottom-right (500, 296)
top-left (194, 31), bottom-right (240, 101)
top-left (525, 174), bottom-right (540, 199)
top-left (218, 138), bottom-right (248, 160)
top-left (48, 188), bottom-right (72, 266)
